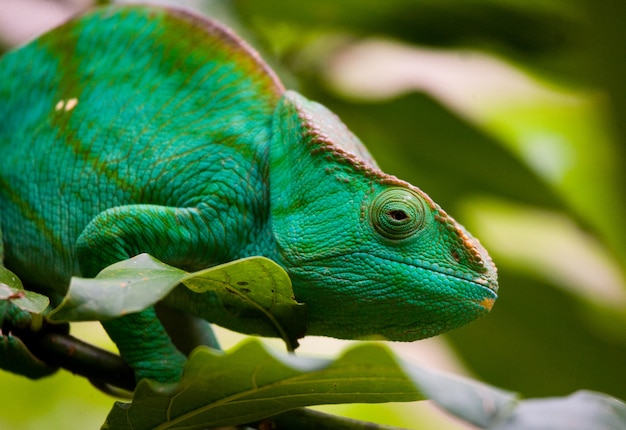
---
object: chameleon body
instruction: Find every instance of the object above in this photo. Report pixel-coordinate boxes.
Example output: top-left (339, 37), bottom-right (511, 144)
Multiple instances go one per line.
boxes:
top-left (0, 6), bottom-right (497, 383)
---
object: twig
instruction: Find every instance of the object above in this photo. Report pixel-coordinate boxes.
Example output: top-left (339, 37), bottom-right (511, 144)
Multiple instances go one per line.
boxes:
top-left (16, 324), bottom-right (136, 392)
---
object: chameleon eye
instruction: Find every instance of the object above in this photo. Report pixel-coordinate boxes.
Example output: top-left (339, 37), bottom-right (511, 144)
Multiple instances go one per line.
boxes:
top-left (370, 188), bottom-right (425, 240)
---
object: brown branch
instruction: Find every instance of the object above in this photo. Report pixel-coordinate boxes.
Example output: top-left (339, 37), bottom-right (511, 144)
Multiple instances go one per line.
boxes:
top-left (15, 323), bottom-right (136, 393)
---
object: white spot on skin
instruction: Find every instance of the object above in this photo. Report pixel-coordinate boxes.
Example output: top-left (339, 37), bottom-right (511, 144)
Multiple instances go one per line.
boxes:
top-left (54, 98), bottom-right (78, 112)
top-left (65, 98), bottom-right (78, 111)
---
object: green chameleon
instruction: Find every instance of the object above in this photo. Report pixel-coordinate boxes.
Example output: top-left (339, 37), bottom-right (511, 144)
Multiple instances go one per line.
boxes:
top-left (0, 5), bottom-right (497, 384)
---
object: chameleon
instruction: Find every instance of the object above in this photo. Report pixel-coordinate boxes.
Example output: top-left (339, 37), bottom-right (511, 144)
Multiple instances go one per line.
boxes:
top-left (0, 5), bottom-right (498, 384)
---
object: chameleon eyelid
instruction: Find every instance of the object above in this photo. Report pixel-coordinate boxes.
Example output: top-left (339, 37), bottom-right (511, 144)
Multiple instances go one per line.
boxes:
top-left (370, 188), bottom-right (426, 241)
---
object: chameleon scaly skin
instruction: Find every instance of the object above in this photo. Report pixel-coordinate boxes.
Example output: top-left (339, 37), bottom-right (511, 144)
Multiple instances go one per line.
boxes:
top-left (0, 5), bottom-right (497, 383)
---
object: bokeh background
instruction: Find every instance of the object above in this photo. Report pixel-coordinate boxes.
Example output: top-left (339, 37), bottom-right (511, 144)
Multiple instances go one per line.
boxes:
top-left (1, 0), bottom-right (624, 428)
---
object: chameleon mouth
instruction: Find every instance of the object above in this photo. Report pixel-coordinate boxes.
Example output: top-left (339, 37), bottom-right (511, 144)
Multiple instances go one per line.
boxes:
top-left (374, 253), bottom-right (499, 297)
top-left (287, 249), bottom-right (498, 300)
top-left (438, 271), bottom-right (498, 307)
top-left (468, 274), bottom-right (499, 295)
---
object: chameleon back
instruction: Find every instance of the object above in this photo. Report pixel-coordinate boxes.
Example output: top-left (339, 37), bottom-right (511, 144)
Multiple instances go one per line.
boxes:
top-left (0, 7), bottom-right (283, 292)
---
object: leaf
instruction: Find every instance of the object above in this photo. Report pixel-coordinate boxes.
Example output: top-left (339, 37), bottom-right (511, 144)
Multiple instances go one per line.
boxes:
top-left (47, 254), bottom-right (304, 348)
top-left (47, 254), bottom-right (186, 322)
top-left (0, 267), bottom-right (55, 378)
top-left (491, 391), bottom-right (626, 430)
top-left (181, 258), bottom-right (305, 350)
top-left (103, 339), bottom-right (626, 430)
top-left (103, 339), bottom-right (516, 429)
top-left (0, 266), bottom-right (49, 314)
top-left (403, 364), bottom-right (516, 428)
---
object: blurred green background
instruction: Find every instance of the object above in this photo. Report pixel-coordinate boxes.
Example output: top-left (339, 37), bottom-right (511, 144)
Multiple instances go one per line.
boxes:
top-left (1, 0), bottom-right (624, 428)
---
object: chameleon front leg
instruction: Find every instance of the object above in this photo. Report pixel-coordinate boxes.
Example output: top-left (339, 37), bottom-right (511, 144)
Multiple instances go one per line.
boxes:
top-left (76, 204), bottom-right (221, 383)
top-left (102, 308), bottom-right (186, 383)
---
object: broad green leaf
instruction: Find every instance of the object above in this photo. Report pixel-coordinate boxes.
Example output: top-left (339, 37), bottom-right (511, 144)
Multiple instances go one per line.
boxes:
top-left (47, 254), bottom-right (304, 348)
top-left (181, 258), bottom-right (305, 350)
top-left (0, 266), bottom-right (49, 314)
top-left (47, 254), bottom-right (186, 322)
top-left (104, 339), bottom-right (626, 429)
top-left (103, 339), bottom-right (517, 429)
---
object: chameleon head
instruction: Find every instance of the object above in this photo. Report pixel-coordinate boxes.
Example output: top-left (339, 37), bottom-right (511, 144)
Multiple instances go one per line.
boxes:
top-left (270, 91), bottom-right (498, 341)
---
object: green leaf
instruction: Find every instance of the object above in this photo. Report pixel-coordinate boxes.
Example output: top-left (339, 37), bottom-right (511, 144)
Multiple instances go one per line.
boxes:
top-left (47, 254), bottom-right (186, 322)
top-left (181, 257), bottom-right (305, 350)
top-left (0, 266), bottom-right (49, 314)
top-left (47, 254), bottom-right (304, 348)
top-left (103, 339), bottom-right (626, 430)
top-left (103, 339), bottom-right (516, 429)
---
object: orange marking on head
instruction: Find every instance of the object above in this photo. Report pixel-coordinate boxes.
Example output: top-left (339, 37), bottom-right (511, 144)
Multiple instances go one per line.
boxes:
top-left (479, 297), bottom-right (496, 311)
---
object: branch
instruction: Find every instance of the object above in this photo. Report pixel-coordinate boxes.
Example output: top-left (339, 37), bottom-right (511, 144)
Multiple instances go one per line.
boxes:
top-left (15, 323), bottom-right (136, 393)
